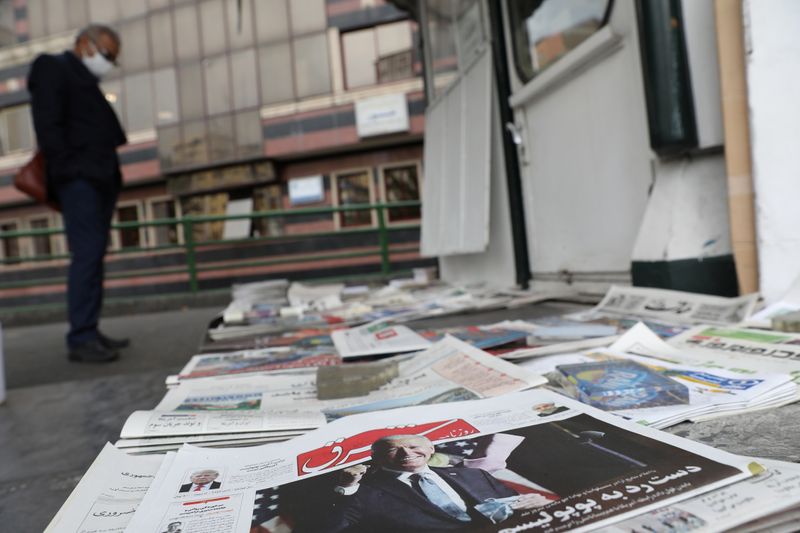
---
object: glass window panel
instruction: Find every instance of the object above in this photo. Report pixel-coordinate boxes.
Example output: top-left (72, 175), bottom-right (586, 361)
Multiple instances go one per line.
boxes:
top-left (425, 1), bottom-right (458, 95)
top-left (150, 200), bottom-right (179, 246)
top-left (455, 0), bottom-right (485, 67)
top-left (289, 0), bottom-right (325, 35)
top-left (208, 114), bottom-right (235, 161)
top-left (253, 185), bottom-right (284, 237)
top-left (178, 63), bottom-right (205, 120)
top-left (6, 106), bottom-right (34, 152)
top-left (27, 0), bottom-right (45, 39)
top-left (119, 18), bottom-right (150, 72)
top-left (116, 205), bottom-right (141, 249)
top-left (174, 4), bottom-right (201, 61)
top-left (376, 21), bottom-right (412, 56)
top-left (227, 0), bottom-right (254, 49)
top-left (342, 28), bottom-right (377, 89)
top-left (509, 0), bottom-right (610, 82)
top-left (200, 0), bottom-right (227, 56)
top-left (258, 42), bottom-right (294, 104)
top-left (123, 72), bottom-right (155, 132)
top-left (384, 165), bottom-right (421, 222)
top-left (101, 80), bottom-right (124, 123)
top-left (234, 110), bottom-right (263, 158)
top-left (230, 48), bottom-right (259, 110)
top-left (29, 218), bottom-right (52, 256)
top-left (44, 0), bottom-right (68, 34)
top-left (0, 221), bottom-right (20, 260)
top-left (153, 68), bottom-right (179, 125)
top-left (148, 0), bottom-right (171, 8)
top-left (255, 0), bottom-right (289, 43)
top-left (66, 0), bottom-right (89, 32)
top-left (203, 55), bottom-right (231, 115)
top-left (181, 119), bottom-right (209, 167)
top-left (293, 33), bottom-right (331, 98)
top-left (157, 123), bottom-right (181, 169)
top-left (88, 0), bottom-right (119, 24)
top-left (149, 10), bottom-right (175, 68)
top-left (120, 0), bottom-right (148, 19)
top-left (336, 171), bottom-right (372, 227)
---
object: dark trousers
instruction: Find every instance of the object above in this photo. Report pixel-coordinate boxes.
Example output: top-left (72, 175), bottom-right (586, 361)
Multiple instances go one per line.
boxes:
top-left (57, 179), bottom-right (117, 348)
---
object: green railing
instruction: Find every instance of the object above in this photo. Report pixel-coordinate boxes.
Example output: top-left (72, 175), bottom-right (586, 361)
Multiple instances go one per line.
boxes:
top-left (0, 201), bottom-right (423, 294)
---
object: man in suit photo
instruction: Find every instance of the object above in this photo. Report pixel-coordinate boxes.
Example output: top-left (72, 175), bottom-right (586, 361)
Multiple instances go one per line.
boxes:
top-left (296, 434), bottom-right (550, 532)
top-left (27, 24), bottom-right (130, 363)
top-left (179, 470), bottom-right (222, 493)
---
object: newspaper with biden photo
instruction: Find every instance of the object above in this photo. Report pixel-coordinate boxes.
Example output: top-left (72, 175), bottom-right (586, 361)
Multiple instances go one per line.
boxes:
top-left (124, 389), bottom-right (755, 533)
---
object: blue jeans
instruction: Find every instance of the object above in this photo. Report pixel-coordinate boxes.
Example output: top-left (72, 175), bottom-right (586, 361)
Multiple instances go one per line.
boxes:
top-left (57, 179), bottom-right (117, 348)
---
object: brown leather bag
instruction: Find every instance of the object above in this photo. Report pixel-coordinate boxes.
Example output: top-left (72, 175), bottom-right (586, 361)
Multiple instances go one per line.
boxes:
top-left (14, 151), bottom-right (60, 211)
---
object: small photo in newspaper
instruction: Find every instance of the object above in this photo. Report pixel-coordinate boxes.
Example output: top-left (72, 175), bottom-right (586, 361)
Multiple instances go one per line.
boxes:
top-left (249, 410), bottom-right (742, 533)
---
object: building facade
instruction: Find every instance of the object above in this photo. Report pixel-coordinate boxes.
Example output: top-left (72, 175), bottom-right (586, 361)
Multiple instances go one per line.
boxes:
top-left (0, 0), bottom-right (437, 304)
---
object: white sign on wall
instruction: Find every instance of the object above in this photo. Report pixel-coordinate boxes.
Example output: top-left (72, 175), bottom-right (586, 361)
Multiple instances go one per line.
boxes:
top-left (355, 93), bottom-right (410, 138)
top-left (288, 175), bottom-right (325, 205)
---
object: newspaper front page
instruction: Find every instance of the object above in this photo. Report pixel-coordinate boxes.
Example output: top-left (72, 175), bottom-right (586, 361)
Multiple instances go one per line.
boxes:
top-left (124, 390), bottom-right (753, 533)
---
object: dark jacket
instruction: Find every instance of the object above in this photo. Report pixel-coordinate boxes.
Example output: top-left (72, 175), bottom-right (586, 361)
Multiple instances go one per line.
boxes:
top-left (27, 51), bottom-right (126, 198)
top-left (178, 481), bottom-right (221, 493)
top-left (305, 466), bottom-right (517, 533)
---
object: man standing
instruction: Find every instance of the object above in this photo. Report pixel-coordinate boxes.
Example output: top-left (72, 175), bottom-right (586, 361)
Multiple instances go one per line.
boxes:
top-left (28, 24), bottom-right (130, 363)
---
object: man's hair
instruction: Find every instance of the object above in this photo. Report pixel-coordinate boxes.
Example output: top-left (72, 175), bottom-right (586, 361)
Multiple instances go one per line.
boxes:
top-left (192, 469), bottom-right (219, 475)
top-left (75, 24), bottom-right (120, 47)
top-left (371, 434), bottom-right (432, 454)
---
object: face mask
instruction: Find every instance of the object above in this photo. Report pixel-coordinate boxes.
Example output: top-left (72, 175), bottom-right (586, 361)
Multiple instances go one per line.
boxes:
top-left (82, 43), bottom-right (114, 79)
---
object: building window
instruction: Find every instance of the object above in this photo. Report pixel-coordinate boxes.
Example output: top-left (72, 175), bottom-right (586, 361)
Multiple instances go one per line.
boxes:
top-left (179, 192), bottom-right (227, 242)
top-left (508, 0), bottom-right (612, 83)
top-left (381, 163), bottom-right (422, 223)
top-left (0, 220), bottom-right (21, 261)
top-left (342, 21), bottom-right (414, 89)
top-left (0, 105), bottom-right (34, 155)
top-left (28, 216), bottom-right (53, 257)
top-left (253, 184), bottom-right (284, 237)
top-left (334, 169), bottom-right (374, 228)
top-left (115, 203), bottom-right (144, 249)
top-left (147, 198), bottom-right (181, 247)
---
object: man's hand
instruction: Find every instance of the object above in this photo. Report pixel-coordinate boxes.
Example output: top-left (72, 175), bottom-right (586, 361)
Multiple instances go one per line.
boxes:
top-left (510, 493), bottom-right (551, 510)
top-left (338, 465), bottom-right (368, 487)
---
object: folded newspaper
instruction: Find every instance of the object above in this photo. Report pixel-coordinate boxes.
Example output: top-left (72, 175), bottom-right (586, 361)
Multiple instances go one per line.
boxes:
top-left (123, 390), bottom-right (756, 533)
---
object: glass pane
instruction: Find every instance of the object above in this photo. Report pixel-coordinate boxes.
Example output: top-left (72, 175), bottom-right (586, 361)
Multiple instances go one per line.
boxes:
top-left (181, 119), bottom-right (209, 167)
top-left (30, 218), bottom-right (52, 256)
top-left (203, 55), bottom-right (231, 115)
top-left (101, 79), bottom-right (124, 123)
top-left (0, 222), bottom-right (20, 259)
top-left (509, 0), bottom-right (609, 82)
top-left (227, 0), bottom-right (254, 49)
top-left (253, 185), bottom-right (284, 237)
top-left (289, 0), bottom-right (326, 35)
top-left (455, 0), bottom-right (485, 67)
top-left (6, 107), bottom-right (34, 152)
top-left (157, 123), bottom-right (181, 170)
top-left (174, 4), bottom-right (201, 61)
top-left (148, 0), bottom-right (171, 8)
top-left (200, 0), bottom-right (227, 56)
top-left (67, 0), bottom-right (89, 33)
top-left (376, 21), bottom-right (412, 56)
top-left (384, 165), bottom-right (421, 222)
top-left (255, 0), bottom-right (289, 43)
top-left (44, 0), bottom-right (68, 35)
top-left (27, 0), bottom-right (45, 39)
top-left (117, 205), bottom-right (141, 249)
top-left (230, 48), bottom-right (259, 110)
top-left (234, 110), bottom-right (263, 158)
top-left (336, 171), bottom-right (372, 227)
top-left (153, 68), bottom-right (179, 125)
top-left (149, 10), bottom-right (175, 68)
top-left (151, 200), bottom-right (178, 245)
top-left (208, 114), bottom-right (236, 161)
top-left (425, 0), bottom-right (458, 95)
top-left (119, 18), bottom-right (150, 72)
top-left (123, 72), bottom-right (154, 132)
top-left (178, 63), bottom-right (205, 121)
top-left (88, 0), bottom-right (119, 24)
top-left (293, 33), bottom-right (331, 98)
top-left (258, 42), bottom-right (294, 104)
top-left (120, 0), bottom-right (148, 19)
top-left (342, 28), bottom-right (377, 89)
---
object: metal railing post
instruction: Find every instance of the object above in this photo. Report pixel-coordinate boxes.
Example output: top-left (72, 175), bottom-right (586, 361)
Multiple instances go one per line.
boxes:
top-left (376, 204), bottom-right (390, 276)
top-left (182, 216), bottom-right (198, 293)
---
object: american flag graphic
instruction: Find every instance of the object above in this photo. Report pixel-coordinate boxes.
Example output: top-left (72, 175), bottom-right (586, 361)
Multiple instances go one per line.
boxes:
top-left (251, 486), bottom-right (292, 533)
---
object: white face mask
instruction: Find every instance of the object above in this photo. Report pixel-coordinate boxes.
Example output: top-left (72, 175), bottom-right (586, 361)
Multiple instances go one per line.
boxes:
top-left (82, 43), bottom-right (115, 79)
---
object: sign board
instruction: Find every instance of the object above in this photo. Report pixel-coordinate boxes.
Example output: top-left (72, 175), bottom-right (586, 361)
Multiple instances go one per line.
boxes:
top-left (288, 175), bottom-right (325, 205)
top-left (355, 93), bottom-right (409, 138)
top-left (222, 198), bottom-right (253, 240)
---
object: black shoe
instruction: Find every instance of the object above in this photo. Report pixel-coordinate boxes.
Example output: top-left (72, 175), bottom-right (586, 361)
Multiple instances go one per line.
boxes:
top-left (68, 340), bottom-right (119, 363)
top-left (98, 332), bottom-right (130, 350)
